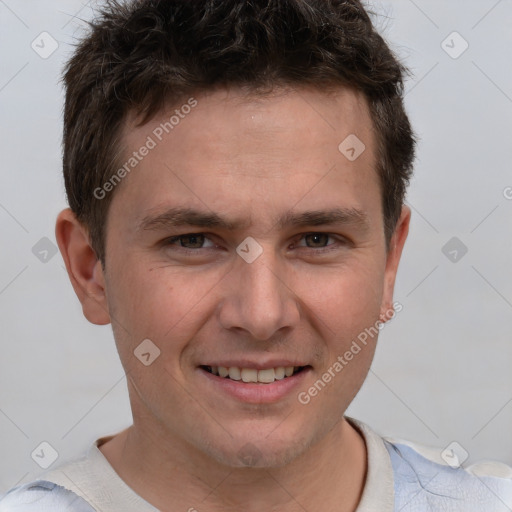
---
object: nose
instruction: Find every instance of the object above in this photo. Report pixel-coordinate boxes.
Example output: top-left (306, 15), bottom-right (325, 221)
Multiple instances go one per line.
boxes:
top-left (217, 249), bottom-right (301, 341)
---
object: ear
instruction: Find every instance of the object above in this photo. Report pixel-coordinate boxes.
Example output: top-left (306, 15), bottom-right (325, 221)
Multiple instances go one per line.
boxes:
top-left (55, 208), bottom-right (111, 325)
top-left (380, 205), bottom-right (411, 321)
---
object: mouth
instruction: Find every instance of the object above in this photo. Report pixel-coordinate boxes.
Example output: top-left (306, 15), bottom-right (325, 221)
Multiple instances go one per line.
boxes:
top-left (200, 365), bottom-right (308, 384)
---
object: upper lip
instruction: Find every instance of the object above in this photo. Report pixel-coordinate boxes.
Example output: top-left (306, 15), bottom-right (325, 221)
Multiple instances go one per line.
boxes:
top-left (200, 360), bottom-right (308, 370)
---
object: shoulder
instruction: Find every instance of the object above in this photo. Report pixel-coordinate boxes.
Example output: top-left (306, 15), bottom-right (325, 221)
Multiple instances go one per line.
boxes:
top-left (384, 438), bottom-right (512, 511)
top-left (0, 480), bottom-right (95, 512)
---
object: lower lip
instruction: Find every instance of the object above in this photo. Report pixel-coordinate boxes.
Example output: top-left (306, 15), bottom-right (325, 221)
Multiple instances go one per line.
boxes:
top-left (198, 367), bottom-right (311, 404)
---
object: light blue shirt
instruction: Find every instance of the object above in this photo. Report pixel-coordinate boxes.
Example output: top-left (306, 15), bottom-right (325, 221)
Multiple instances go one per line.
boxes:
top-left (2, 421), bottom-right (511, 511)
top-left (0, 481), bottom-right (94, 512)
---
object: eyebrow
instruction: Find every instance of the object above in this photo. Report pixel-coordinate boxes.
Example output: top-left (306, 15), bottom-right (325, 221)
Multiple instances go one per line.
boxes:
top-left (137, 206), bottom-right (370, 233)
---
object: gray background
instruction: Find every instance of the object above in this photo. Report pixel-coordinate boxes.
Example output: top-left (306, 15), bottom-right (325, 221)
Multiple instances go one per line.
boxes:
top-left (1, 0), bottom-right (511, 493)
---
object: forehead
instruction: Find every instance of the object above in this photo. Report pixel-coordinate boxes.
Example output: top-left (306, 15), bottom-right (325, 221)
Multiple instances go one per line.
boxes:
top-left (126, 86), bottom-right (373, 153)
top-left (111, 86), bottom-right (381, 234)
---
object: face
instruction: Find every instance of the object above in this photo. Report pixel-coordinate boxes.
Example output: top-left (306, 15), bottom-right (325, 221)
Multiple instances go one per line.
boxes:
top-left (95, 86), bottom-right (408, 467)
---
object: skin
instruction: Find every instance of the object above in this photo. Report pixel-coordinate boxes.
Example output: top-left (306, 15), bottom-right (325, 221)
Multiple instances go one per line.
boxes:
top-left (56, 85), bottom-right (410, 512)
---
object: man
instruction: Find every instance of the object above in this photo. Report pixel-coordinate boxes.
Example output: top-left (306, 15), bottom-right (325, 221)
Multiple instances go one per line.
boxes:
top-left (1, 0), bottom-right (511, 510)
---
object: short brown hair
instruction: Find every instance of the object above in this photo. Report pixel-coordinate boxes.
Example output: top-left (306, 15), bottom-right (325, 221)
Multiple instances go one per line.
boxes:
top-left (63, 0), bottom-right (416, 263)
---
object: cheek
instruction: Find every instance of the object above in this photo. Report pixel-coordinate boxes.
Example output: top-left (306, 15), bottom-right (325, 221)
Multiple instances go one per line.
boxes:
top-left (294, 264), bottom-right (383, 412)
top-left (291, 258), bottom-right (384, 336)
top-left (106, 261), bottom-right (225, 345)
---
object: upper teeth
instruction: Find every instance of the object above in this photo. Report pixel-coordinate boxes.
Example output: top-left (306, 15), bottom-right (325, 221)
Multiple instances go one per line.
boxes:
top-left (208, 366), bottom-right (298, 383)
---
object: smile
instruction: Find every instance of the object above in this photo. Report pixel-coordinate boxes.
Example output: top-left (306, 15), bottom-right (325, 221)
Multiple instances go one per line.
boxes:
top-left (201, 365), bottom-right (306, 384)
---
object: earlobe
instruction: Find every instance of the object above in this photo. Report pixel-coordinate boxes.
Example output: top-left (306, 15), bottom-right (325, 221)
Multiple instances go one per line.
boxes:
top-left (55, 208), bottom-right (111, 325)
top-left (380, 205), bottom-right (411, 320)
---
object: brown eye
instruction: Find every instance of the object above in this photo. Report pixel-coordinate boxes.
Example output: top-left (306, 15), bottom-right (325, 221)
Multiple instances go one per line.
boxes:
top-left (164, 233), bottom-right (215, 250)
top-left (179, 234), bottom-right (205, 248)
top-left (304, 233), bottom-right (330, 248)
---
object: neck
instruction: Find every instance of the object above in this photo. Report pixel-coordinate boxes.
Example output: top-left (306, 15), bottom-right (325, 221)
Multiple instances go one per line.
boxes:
top-left (100, 417), bottom-right (367, 512)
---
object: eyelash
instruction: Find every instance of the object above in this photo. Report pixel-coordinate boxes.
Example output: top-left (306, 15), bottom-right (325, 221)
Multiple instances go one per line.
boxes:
top-left (162, 232), bottom-right (347, 255)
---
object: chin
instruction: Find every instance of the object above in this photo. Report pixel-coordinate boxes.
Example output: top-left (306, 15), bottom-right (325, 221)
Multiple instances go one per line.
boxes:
top-left (213, 443), bottom-right (304, 469)
top-left (198, 423), bottom-right (324, 469)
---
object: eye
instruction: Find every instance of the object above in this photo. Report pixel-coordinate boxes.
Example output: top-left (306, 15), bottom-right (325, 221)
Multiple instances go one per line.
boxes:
top-left (296, 233), bottom-right (342, 249)
top-left (164, 233), bottom-right (216, 250)
top-left (301, 233), bottom-right (331, 248)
